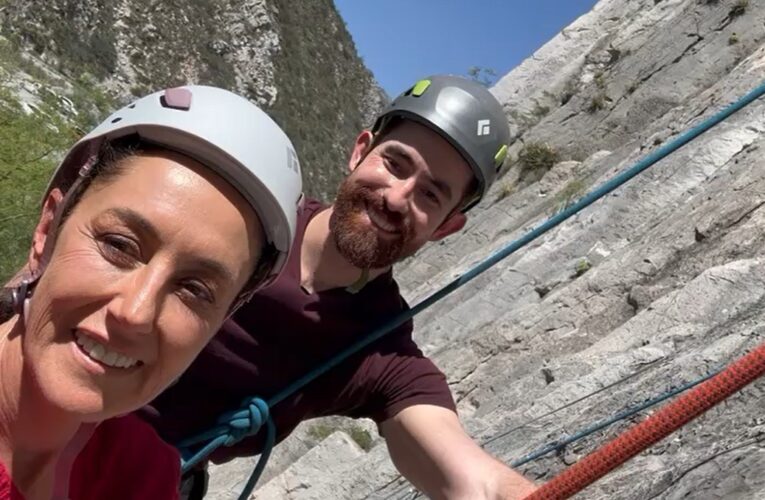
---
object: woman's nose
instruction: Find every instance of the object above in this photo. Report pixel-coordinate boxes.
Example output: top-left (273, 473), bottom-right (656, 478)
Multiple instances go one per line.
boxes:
top-left (106, 268), bottom-right (164, 336)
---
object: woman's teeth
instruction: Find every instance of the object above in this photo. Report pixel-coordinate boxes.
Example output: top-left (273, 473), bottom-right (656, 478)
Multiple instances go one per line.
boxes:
top-left (75, 332), bottom-right (140, 369)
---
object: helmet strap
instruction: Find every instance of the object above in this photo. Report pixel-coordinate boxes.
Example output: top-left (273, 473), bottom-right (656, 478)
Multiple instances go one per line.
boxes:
top-left (39, 150), bottom-right (100, 268)
top-left (12, 147), bottom-right (102, 325)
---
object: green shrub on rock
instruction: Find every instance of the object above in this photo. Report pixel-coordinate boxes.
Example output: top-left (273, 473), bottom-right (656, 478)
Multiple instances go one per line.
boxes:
top-left (518, 142), bottom-right (560, 176)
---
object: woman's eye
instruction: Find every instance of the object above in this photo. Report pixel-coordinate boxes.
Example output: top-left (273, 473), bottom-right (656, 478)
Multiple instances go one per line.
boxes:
top-left (98, 234), bottom-right (140, 264)
top-left (180, 280), bottom-right (214, 304)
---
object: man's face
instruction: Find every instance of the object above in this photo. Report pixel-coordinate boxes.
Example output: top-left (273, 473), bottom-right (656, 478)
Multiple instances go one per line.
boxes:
top-left (330, 120), bottom-right (473, 269)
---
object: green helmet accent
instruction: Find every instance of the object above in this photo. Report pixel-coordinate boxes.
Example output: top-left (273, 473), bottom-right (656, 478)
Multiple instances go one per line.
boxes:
top-left (372, 75), bottom-right (510, 211)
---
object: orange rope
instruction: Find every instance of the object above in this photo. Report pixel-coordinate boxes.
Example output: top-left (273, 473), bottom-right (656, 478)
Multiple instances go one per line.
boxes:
top-left (524, 341), bottom-right (765, 500)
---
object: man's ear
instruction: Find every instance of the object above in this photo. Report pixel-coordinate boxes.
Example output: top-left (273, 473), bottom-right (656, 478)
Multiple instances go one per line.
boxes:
top-left (348, 130), bottom-right (375, 173)
top-left (429, 212), bottom-right (467, 242)
top-left (28, 188), bottom-right (64, 273)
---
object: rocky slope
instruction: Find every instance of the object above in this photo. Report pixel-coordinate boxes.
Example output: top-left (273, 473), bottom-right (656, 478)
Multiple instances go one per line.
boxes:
top-left (0, 0), bottom-right (386, 203)
top-left (211, 0), bottom-right (765, 498)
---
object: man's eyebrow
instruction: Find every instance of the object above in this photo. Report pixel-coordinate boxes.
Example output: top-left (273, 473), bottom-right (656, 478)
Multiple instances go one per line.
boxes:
top-left (386, 143), bottom-right (416, 166)
top-left (386, 144), bottom-right (454, 201)
top-left (104, 207), bottom-right (235, 283)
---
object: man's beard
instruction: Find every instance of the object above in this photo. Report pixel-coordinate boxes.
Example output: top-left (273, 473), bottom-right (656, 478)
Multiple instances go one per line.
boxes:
top-left (329, 179), bottom-right (416, 269)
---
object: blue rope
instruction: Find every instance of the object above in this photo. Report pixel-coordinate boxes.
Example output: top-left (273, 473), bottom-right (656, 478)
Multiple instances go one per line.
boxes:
top-left (384, 361), bottom-right (716, 500)
top-left (266, 79), bottom-right (765, 408)
top-left (178, 397), bottom-right (270, 470)
top-left (481, 359), bottom-right (664, 447)
top-left (510, 368), bottom-right (720, 467)
top-left (177, 397), bottom-right (276, 500)
top-left (175, 80), bottom-right (765, 498)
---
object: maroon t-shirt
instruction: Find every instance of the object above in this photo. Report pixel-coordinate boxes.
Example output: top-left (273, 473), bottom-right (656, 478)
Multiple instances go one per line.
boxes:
top-left (143, 198), bottom-right (455, 462)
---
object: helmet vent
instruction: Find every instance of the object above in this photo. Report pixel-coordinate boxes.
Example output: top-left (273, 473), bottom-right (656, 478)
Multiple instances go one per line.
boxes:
top-left (161, 87), bottom-right (193, 111)
top-left (111, 117), bottom-right (122, 124)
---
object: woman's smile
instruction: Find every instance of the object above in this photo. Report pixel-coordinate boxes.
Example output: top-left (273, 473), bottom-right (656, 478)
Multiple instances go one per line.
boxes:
top-left (72, 329), bottom-right (143, 373)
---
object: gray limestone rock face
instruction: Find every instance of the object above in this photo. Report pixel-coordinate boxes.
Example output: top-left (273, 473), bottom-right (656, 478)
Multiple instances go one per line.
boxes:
top-left (211, 431), bottom-right (366, 500)
top-left (200, 0), bottom-right (765, 498)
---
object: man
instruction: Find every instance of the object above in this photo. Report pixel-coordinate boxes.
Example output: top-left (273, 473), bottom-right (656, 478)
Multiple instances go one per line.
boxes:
top-left (145, 75), bottom-right (537, 499)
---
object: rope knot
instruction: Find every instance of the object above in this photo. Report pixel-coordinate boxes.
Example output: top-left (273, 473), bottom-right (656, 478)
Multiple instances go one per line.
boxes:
top-left (218, 397), bottom-right (270, 446)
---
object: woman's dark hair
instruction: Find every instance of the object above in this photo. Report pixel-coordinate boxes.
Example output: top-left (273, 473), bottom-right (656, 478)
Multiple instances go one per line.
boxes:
top-left (231, 242), bottom-right (279, 312)
top-left (60, 136), bottom-right (146, 219)
top-left (1, 135), bottom-right (275, 323)
top-left (0, 288), bottom-right (13, 322)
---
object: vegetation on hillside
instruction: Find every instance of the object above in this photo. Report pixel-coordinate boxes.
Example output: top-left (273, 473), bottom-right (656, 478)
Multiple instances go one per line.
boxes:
top-left (1, 0), bottom-right (385, 202)
top-left (268, 0), bottom-right (381, 199)
top-left (0, 38), bottom-right (114, 282)
top-left (0, 0), bottom-right (384, 279)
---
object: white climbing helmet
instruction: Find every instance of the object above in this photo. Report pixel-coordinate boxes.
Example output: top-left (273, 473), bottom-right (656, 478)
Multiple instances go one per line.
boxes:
top-left (45, 85), bottom-right (303, 279)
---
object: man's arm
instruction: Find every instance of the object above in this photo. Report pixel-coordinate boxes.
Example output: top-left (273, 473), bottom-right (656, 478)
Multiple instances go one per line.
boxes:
top-left (380, 404), bottom-right (537, 500)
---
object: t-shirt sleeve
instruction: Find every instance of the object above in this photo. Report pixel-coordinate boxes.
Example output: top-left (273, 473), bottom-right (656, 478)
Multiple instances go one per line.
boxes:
top-left (350, 325), bottom-right (456, 424)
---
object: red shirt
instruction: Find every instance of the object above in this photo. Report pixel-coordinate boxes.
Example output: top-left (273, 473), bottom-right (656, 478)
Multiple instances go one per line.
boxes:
top-left (143, 198), bottom-right (455, 462)
top-left (0, 415), bottom-right (179, 500)
top-left (0, 461), bottom-right (22, 500)
top-left (69, 415), bottom-right (180, 500)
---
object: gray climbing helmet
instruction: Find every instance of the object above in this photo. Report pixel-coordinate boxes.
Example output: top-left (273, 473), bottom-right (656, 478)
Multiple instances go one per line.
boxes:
top-left (372, 75), bottom-right (510, 211)
top-left (46, 85), bottom-right (303, 280)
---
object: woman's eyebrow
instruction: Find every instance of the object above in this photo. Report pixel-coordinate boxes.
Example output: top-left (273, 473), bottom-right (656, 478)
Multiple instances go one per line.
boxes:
top-left (194, 256), bottom-right (236, 284)
top-left (104, 207), bottom-right (235, 283)
top-left (103, 207), bottom-right (160, 241)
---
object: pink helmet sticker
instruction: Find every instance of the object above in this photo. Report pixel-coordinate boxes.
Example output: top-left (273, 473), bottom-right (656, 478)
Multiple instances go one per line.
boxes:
top-left (162, 87), bottom-right (192, 110)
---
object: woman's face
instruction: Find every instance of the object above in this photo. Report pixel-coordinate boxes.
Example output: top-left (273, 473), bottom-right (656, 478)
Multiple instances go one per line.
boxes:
top-left (22, 150), bottom-right (263, 420)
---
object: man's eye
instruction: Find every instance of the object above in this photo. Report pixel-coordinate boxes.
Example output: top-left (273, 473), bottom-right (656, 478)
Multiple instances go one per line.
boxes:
top-left (385, 157), bottom-right (401, 174)
top-left (423, 188), bottom-right (440, 206)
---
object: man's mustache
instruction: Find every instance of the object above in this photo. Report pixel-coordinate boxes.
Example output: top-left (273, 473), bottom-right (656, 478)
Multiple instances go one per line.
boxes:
top-left (353, 189), bottom-right (411, 237)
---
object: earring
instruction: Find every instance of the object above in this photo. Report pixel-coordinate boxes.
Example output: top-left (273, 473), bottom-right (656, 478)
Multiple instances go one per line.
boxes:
top-left (11, 280), bottom-right (30, 316)
top-left (22, 298), bottom-right (30, 327)
top-left (12, 270), bottom-right (39, 325)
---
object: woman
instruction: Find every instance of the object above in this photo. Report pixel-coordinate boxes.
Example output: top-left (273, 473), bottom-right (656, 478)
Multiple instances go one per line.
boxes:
top-left (0, 85), bottom-right (302, 499)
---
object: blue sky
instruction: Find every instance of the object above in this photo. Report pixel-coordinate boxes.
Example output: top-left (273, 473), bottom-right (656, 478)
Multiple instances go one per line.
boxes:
top-left (333, 1), bottom-right (599, 97)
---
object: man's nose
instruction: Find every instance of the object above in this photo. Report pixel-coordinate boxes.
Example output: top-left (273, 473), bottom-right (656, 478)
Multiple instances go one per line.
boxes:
top-left (384, 177), bottom-right (416, 214)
